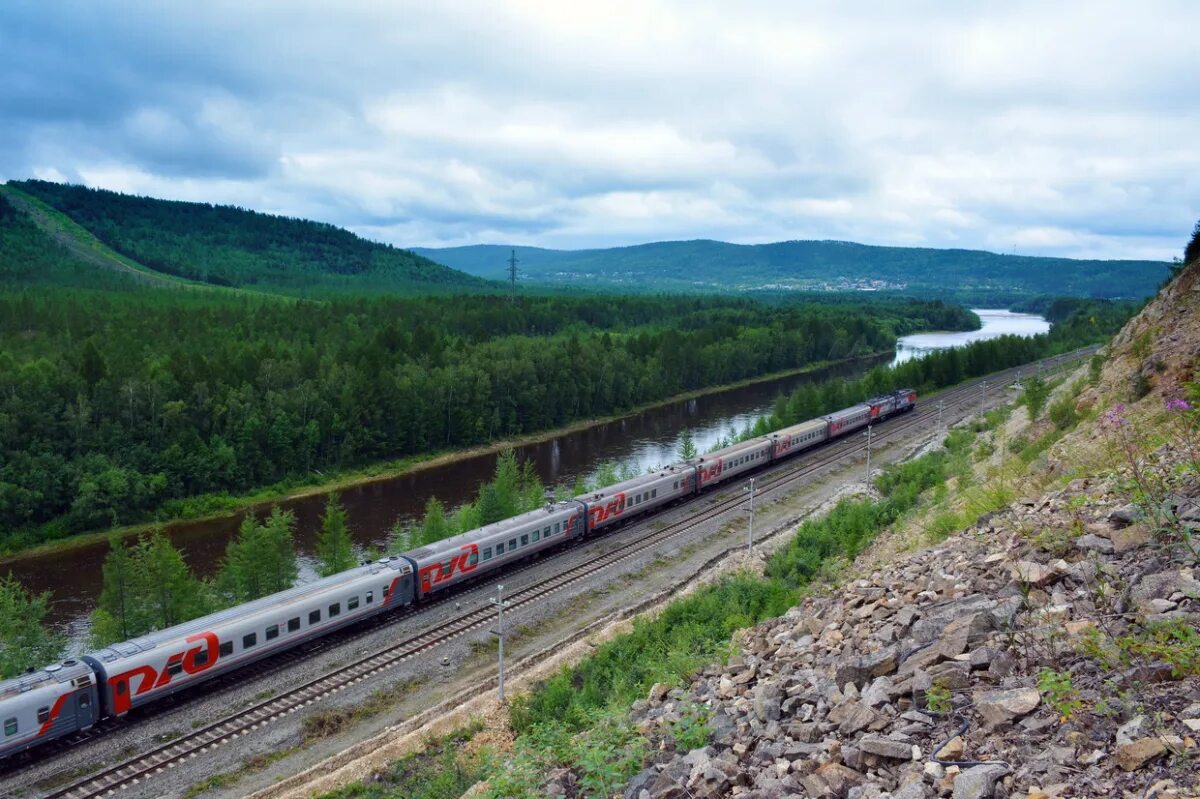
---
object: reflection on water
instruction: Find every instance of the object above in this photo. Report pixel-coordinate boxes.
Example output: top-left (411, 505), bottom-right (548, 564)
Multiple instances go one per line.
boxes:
top-left (892, 309), bottom-right (1049, 366)
top-left (13, 355), bottom-right (887, 641)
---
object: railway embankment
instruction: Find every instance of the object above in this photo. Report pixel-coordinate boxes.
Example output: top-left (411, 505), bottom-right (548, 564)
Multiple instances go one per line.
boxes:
top-left (270, 264), bottom-right (1200, 798)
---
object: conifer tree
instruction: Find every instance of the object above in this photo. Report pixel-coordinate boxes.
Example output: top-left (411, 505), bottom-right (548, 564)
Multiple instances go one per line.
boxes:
top-left (316, 493), bottom-right (355, 576)
top-left (0, 575), bottom-right (64, 678)
top-left (419, 497), bottom-right (450, 544)
top-left (679, 429), bottom-right (697, 460)
top-left (217, 507), bottom-right (298, 602)
top-left (90, 531), bottom-right (206, 647)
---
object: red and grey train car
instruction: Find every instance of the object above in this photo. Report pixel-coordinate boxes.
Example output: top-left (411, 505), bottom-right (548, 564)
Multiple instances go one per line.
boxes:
top-left (0, 388), bottom-right (914, 758)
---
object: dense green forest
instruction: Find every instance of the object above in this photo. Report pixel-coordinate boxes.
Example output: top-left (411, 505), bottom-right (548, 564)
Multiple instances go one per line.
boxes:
top-left (0, 284), bottom-right (974, 550)
top-left (0, 191), bottom-right (146, 290)
top-left (8, 180), bottom-right (487, 294)
top-left (415, 241), bottom-right (1169, 300)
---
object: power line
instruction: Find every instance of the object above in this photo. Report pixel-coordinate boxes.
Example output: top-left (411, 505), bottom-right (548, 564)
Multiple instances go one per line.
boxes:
top-left (507, 249), bottom-right (519, 300)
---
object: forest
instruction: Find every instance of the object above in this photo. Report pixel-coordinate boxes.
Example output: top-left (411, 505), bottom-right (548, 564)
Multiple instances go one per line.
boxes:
top-left (6, 181), bottom-right (487, 293)
top-left (0, 276), bottom-right (975, 550)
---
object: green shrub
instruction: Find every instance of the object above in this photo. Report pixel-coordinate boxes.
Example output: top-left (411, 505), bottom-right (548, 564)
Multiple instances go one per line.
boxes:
top-left (1021, 376), bottom-right (1050, 420)
top-left (925, 511), bottom-right (964, 542)
top-left (511, 574), bottom-right (795, 734)
top-left (1037, 669), bottom-right (1083, 722)
top-left (1048, 396), bottom-right (1078, 430)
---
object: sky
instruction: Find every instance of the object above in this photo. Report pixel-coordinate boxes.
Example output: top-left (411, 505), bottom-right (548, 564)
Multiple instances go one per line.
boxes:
top-left (2, 1), bottom-right (1197, 260)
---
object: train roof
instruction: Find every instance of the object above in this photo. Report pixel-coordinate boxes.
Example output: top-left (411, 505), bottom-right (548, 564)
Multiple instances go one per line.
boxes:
top-left (698, 437), bottom-right (772, 462)
top-left (772, 418), bottom-right (827, 437)
top-left (0, 659), bottom-right (94, 700)
top-left (407, 501), bottom-right (579, 560)
top-left (822, 404), bottom-right (871, 422)
top-left (86, 557), bottom-right (412, 664)
top-left (575, 462), bottom-right (692, 502)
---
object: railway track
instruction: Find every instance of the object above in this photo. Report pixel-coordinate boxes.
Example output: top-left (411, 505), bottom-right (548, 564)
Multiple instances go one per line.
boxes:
top-left (37, 347), bottom-right (1095, 799)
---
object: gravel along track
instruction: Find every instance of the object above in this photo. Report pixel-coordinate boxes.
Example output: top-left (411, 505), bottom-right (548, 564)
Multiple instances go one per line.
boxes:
top-left (22, 348), bottom-right (1095, 799)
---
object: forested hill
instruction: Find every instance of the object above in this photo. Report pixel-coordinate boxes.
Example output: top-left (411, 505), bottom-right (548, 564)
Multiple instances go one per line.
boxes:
top-left (413, 240), bottom-right (1170, 299)
top-left (9, 180), bottom-right (489, 294)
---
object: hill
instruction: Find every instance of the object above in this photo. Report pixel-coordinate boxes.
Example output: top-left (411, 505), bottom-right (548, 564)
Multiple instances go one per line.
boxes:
top-left (413, 240), bottom-right (1171, 300)
top-left (9, 180), bottom-right (489, 295)
top-left (0, 187), bottom-right (165, 290)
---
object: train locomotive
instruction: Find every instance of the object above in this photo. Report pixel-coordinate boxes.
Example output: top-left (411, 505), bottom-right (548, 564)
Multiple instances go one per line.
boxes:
top-left (0, 388), bottom-right (914, 759)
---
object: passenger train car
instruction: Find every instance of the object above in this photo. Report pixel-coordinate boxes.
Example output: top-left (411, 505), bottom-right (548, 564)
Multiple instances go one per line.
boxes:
top-left (0, 389), bottom-right (914, 759)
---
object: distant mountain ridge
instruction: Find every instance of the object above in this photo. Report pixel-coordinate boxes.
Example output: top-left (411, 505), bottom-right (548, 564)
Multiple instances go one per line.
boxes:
top-left (413, 240), bottom-right (1170, 299)
top-left (10, 180), bottom-right (489, 295)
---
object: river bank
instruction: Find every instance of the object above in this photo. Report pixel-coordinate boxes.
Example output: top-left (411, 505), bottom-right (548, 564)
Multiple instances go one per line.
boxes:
top-left (0, 351), bottom-right (891, 568)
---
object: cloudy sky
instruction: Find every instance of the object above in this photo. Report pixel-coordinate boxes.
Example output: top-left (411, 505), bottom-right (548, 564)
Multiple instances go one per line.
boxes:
top-left (2, 1), bottom-right (1197, 259)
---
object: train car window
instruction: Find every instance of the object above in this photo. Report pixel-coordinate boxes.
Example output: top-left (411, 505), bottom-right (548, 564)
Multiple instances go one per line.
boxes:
top-left (4, 718), bottom-right (16, 736)
top-left (652, 489), bottom-right (658, 498)
top-left (243, 633), bottom-right (257, 649)
top-left (194, 649), bottom-right (209, 666)
top-left (496, 542), bottom-right (504, 555)
top-left (365, 592), bottom-right (374, 605)
top-left (469, 551), bottom-right (479, 565)
top-left (441, 562), bottom-right (451, 577)
top-left (266, 625), bottom-right (280, 641)
top-left (348, 597), bottom-right (360, 610)
top-left (309, 610), bottom-right (321, 625)
top-left (167, 661), bottom-right (184, 676)
top-left (37, 706), bottom-right (50, 724)
top-left (288, 617), bottom-right (301, 632)
top-left (509, 538), bottom-right (517, 550)
top-left (219, 641), bottom-right (234, 657)
top-left (520, 534), bottom-right (529, 546)
top-left (532, 530), bottom-right (540, 542)
top-left (329, 602), bottom-right (341, 617)
top-left (483, 547), bottom-right (492, 560)
top-left (79, 693), bottom-right (91, 709)
top-left (382, 585), bottom-right (390, 599)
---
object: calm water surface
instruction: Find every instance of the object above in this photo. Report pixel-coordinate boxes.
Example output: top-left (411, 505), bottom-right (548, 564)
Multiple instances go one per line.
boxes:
top-left (892, 309), bottom-right (1049, 366)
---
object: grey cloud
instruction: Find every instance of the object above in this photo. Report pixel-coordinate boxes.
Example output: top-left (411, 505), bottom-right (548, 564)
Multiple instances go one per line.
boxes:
top-left (0, 0), bottom-right (1197, 259)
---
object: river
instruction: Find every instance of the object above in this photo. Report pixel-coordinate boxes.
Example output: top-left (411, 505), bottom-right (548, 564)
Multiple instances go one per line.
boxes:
top-left (12, 308), bottom-right (1048, 647)
top-left (892, 309), bottom-right (1050, 366)
top-left (12, 356), bottom-right (887, 644)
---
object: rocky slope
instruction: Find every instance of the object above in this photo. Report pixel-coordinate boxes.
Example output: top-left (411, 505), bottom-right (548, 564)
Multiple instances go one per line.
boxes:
top-left (613, 268), bottom-right (1200, 798)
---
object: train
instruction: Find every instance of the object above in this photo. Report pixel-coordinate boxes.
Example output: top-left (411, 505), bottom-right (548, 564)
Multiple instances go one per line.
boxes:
top-left (0, 389), bottom-right (915, 759)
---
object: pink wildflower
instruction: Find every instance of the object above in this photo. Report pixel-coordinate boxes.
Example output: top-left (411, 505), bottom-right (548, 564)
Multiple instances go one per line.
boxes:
top-left (1103, 404), bottom-right (1127, 427)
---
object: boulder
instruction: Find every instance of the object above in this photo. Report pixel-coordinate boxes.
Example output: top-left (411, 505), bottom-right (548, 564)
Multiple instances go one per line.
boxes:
top-left (828, 700), bottom-right (881, 735)
top-left (1075, 533), bottom-right (1115, 554)
top-left (1115, 737), bottom-right (1167, 771)
top-left (857, 734), bottom-right (915, 760)
top-left (813, 762), bottom-right (864, 798)
top-left (1108, 503), bottom-right (1141, 526)
top-left (1010, 560), bottom-right (1060, 587)
top-left (973, 687), bottom-right (1041, 727)
top-left (1109, 525), bottom-right (1153, 553)
top-left (935, 735), bottom-right (965, 761)
top-left (834, 647), bottom-right (899, 687)
top-left (892, 781), bottom-right (931, 799)
top-left (951, 764), bottom-right (1009, 799)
